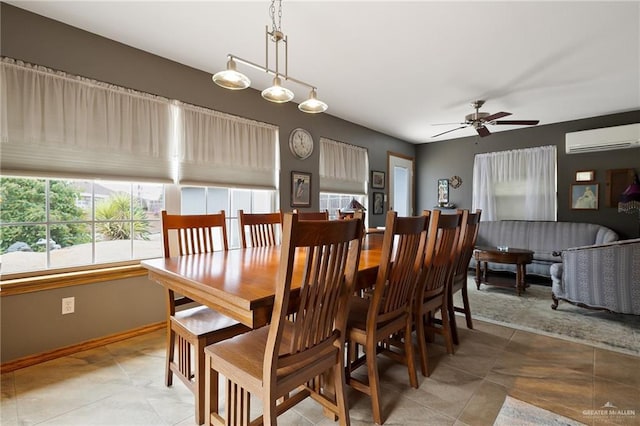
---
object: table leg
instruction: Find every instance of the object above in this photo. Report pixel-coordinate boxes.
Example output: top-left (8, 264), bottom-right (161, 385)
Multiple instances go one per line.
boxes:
top-left (516, 263), bottom-right (526, 296)
top-left (475, 260), bottom-right (481, 290)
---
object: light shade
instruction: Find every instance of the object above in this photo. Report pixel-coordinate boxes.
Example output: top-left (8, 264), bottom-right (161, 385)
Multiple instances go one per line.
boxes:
top-left (345, 198), bottom-right (366, 211)
top-left (212, 58), bottom-right (251, 90)
top-left (298, 89), bottom-right (328, 113)
top-left (618, 174), bottom-right (640, 215)
top-left (261, 76), bottom-right (294, 103)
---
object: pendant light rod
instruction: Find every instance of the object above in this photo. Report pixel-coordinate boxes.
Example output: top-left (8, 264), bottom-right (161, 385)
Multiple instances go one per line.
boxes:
top-left (226, 54), bottom-right (317, 91)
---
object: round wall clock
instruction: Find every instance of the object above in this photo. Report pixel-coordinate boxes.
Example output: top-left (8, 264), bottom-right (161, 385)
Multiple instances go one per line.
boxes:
top-left (289, 128), bottom-right (314, 160)
top-left (450, 175), bottom-right (463, 189)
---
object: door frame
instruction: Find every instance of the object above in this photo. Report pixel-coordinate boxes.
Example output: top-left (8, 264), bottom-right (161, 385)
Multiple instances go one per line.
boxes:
top-left (387, 151), bottom-right (415, 216)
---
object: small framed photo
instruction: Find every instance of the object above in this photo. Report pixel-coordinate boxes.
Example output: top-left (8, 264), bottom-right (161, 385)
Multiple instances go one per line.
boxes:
top-left (571, 183), bottom-right (598, 210)
top-left (437, 178), bottom-right (450, 205)
top-left (373, 192), bottom-right (384, 215)
top-left (291, 171), bottom-right (311, 207)
top-left (575, 170), bottom-right (595, 182)
top-left (371, 170), bottom-right (385, 189)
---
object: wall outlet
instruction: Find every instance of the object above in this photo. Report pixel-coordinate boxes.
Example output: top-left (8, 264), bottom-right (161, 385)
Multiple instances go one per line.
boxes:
top-left (62, 297), bottom-right (75, 315)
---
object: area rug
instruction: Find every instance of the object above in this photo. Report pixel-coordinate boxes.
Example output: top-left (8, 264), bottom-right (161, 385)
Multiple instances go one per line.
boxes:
top-left (456, 277), bottom-right (640, 356)
top-left (493, 396), bottom-right (586, 426)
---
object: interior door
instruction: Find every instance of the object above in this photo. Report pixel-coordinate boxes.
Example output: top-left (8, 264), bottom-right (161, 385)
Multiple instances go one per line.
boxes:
top-left (387, 152), bottom-right (414, 216)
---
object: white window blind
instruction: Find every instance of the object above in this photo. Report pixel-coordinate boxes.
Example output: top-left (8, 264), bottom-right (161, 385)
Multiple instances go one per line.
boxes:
top-left (176, 101), bottom-right (278, 189)
top-left (319, 138), bottom-right (369, 194)
top-left (0, 58), bottom-right (173, 182)
top-left (472, 145), bottom-right (557, 221)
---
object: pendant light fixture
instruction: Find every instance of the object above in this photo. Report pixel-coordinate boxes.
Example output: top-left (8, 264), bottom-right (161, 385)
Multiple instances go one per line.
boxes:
top-left (212, 0), bottom-right (327, 113)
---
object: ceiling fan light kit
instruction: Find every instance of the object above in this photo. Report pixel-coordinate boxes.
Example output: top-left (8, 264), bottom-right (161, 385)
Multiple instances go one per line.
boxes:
top-left (212, 0), bottom-right (328, 113)
top-left (432, 100), bottom-right (540, 138)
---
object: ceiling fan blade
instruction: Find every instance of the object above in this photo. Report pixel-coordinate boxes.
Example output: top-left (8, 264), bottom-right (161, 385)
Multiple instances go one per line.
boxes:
top-left (476, 126), bottom-right (491, 137)
top-left (432, 122), bottom-right (466, 126)
top-left (483, 111), bottom-right (511, 121)
top-left (493, 120), bottom-right (540, 125)
top-left (431, 125), bottom-right (468, 138)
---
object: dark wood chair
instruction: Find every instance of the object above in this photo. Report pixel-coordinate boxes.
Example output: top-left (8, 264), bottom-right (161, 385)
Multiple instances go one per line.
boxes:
top-left (346, 210), bottom-right (430, 425)
top-left (293, 209), bottom-right (329, 220)
top-left (161, 210), bottom-right (249, 425)
top-left (204, 213), bottom-right (364, 426)
top-left (449, 209), bottom-right (482, 344)
top-left (414, 209), bottom-right (462, 377)
top-left (238, 210), bottom-right (282, 248)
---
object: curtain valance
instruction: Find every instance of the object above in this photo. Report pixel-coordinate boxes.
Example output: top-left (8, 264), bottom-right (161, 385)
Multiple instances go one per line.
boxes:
top-left (319, 138), bottom-right (368, 194)
top-left (0, 57), bottom-right (173, 182)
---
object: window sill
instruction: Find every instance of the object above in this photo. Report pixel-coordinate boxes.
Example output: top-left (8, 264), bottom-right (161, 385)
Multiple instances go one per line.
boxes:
top-left (0, 264), bottom-right (149, 297)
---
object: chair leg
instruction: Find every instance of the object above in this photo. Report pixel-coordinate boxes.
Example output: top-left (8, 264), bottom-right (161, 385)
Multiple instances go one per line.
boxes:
top-left (205, 352), bottom-right (218, 426)
top-left (165, 323), bottom-right (174, 387)
top-left (366, 340), bottom-right (384, 425)
top-left (461, 284), bottom-right (474, 329)
top-left (332, 361), bottom-right (351, 426)
top-left (195, 337), bottom-right (206, 425)
top-left (404, 320), bottom-right (418, 389)
top-left (415, 310), bottom-right (429, 377)
top-left (264, 392), bottom-right (278, 426)
top-left (448, 287), bottom-right (460, 346)
top-left (440, 304), bottom-right (455, 355)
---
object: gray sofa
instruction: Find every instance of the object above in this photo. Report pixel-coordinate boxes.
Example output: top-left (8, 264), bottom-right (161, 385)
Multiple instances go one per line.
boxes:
top-left (551, 238), bottom-right (640, 315)
top-left (470, 220), bottom-right (619, 277)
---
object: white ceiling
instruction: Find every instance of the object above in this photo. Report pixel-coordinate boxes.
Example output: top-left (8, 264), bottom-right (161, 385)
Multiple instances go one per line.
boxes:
top-left (7, 1), bottom-right (640, 144)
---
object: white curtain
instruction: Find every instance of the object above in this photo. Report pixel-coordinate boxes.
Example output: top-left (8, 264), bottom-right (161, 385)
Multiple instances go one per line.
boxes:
top-left (0, 57), bottom-right (173, 182)
top-left (176, 102), bottom-right (278, 189)
top-left (472, 145), bottom-right (557, 221)
top-left (319, 138), bottom-right (369, 194)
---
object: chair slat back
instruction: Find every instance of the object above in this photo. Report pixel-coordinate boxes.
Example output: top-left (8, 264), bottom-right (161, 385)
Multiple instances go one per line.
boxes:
top-left (238, 210), bottom-right (282, 248)
top-left (161, 210), bottom-right (228, 258)
top-left (265, 213), bottom-right (364, 376)
top-left (452, 209), bottom-right (482, 278)
top-left (293, 209), bottom-right (329, 220)
top-left (370, 211), bottom-right (430, 325)
top-left (419, 210), bottom-right (462, 298)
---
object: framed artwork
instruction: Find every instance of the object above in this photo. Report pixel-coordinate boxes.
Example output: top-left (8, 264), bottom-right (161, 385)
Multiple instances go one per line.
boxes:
top-left (291, 171), bottom-right (311, 207)
top-left (575, 170), bottom-right (595, 182)
top-left (605, 168), bottom-right (634, 207)
top-left (437, 178), bottom-right (450, 205)
top-left (373, 192), bottom-right (384, 215)
top-left (371, 170), bottom-right (385, 189)
top-left (571, 183), bottom-right (599, 210)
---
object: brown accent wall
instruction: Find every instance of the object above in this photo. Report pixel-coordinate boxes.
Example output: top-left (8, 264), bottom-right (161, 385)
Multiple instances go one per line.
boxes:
top-left (416, 111), bottom-right (640, 239)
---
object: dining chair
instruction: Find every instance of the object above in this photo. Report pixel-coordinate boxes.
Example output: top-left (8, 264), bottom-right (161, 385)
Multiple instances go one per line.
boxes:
top-left (448, 209), bottom-right (482, 345)
top-left (345, 210), bottom-right (430, 425)
top-left (414, 209), bottom-right (462, 377)
top-left (292, 209), bottom-right (329, 220)
top-left (161, 210), bottom-right (249, 425)
top-left (204, 213), bottom-right (364, 426)
top-left (238, 210), bottom-right (282, 248)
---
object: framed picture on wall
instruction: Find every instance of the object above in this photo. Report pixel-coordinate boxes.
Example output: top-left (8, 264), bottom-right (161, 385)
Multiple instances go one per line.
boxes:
top-left (570, 183), bottom-right (598, 210)
top-left (371, 171), bottom-right (385, 189)
top-left (437, 178), bottom-right (450, 205)
top-left (291, 171), bottom-right (311, 207)
top-left (575, 170), bottom-right (595, 182)
top-left (373, 192), bottom-right (384, 215)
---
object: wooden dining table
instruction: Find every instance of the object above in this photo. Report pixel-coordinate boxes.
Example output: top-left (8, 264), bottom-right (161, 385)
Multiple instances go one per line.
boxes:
top-left (141, 233), bottom-right (384, 329)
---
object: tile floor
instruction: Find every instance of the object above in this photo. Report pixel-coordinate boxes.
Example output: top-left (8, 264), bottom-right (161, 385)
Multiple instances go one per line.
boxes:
top-left (2, 317), bottom-right (639, 425)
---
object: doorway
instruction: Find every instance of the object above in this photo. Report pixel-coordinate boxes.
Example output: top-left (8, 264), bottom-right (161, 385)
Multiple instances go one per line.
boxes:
top-left (387, 152), bottom-right (414, 216)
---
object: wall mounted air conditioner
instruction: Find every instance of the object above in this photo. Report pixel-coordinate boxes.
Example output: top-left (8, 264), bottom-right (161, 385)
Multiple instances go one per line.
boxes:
top-left (565, 123), bottom-right (640, 154)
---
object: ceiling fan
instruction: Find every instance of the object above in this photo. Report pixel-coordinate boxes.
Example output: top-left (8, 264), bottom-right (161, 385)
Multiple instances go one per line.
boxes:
top-left (432, 100), bottom-right (540, 138)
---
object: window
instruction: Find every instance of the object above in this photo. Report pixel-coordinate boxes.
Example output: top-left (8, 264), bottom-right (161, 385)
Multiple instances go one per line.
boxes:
top-left (472, 146), bottom-right (557, 221)
top-left (320, 193), bottom-right (367, 221)
top-left (181, 186), bottom-right (277, 249)
top-left (0, 177), bottom-right (164, 275)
